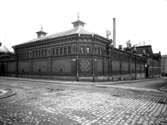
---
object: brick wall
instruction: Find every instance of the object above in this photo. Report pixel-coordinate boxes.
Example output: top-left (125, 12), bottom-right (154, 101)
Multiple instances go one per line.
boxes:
top-left (18, 61), bottom-right (31, 73)
top-left (7, 61), bottom-right (16, 73)
top-left (52, 59), bottom-right (72, 74)
top-left (33, 60), bottom-right (49, 73)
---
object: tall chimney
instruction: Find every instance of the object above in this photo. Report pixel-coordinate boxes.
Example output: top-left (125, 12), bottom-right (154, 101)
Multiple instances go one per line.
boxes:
top-left (113, 18), bottom-right (116, 48)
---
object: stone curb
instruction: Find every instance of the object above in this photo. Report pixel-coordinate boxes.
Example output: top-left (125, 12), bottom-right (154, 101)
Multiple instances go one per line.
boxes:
top-left (0, 76), bottom-right (163, 86)
top-left (95, 84), bottom-right (161, 93)
top-left (159, 86), bottom-right (167, 92)
top-left (0, 88), bottom-right (16, 99)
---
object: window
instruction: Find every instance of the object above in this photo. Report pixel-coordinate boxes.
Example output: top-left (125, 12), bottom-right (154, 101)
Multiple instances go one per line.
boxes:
top-left (38, 50), bottom-right (40, 57)
top-left (60, 47), bottom-right (63, 55)
top-left (45, 49), bottom-right (47, 56)
top-left (68, 46), bottom-right (71, 55)
top-left (33, 51), bottom-right (35, 57)
top-left (99, 48), bottom-right (102, 55)
top-left (36, 51), bottom-right (38, 57)
top-left (42, 49), bottom-right (44, 56)
top-left (37, 50), bottom-right (39, 57)
top-left (52, 48), bottom-right (55, 56)
top-left (72, 45), bottom-right (76, 54)
top-left (101, 48), bottom-right (104, 55)
top-left (29, 51), bottom-right (32, 57)
top-left (86, 47), bottom-right (90, 54)
top-left (80, 47), bottom-right (84, 54)
top-left (35, 50), bottom-right (38, 56)
top-left (94, 47), bottom-right (98, 55)
top-left (64, 47), bottom-right (67, 55)
top-left (56, 48), bottom-right (59, 56)
top-left (54, 48), bottom-right (56, 56)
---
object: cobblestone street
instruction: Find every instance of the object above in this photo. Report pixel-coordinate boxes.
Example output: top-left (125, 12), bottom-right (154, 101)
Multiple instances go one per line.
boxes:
top-left (0, 77), bottom-right (167, 125)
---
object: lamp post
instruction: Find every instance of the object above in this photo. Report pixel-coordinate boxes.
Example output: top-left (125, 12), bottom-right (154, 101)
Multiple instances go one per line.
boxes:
top-left (76, 34), bottom-right (80, 81)
top-left (133, 46), bottom-right (137, 80)
top-left (92, 58), bottom-right (96, 82)
top-left (72, 58), bottom-right (78, 81)
top-left (92, 34), bottom-right (95, 82)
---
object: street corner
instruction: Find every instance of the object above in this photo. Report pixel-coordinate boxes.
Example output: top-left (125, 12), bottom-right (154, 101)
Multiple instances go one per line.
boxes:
top-left (159, 85), bottom-right (167, 92)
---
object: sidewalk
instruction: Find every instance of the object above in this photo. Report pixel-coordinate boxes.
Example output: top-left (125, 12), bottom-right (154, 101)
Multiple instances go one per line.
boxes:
top-left (0, 76), bottom-right (163, 85)
top-left (0, 76), bottom-right (166, 92)
top-left (0, 76), bottom-right (94, 85)
top-left (95, 84), bottom-right (161, 92)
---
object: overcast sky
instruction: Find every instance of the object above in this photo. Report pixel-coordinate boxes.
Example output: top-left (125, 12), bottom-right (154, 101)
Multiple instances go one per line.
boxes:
top-left (0, 0), bottom-right (167, 54)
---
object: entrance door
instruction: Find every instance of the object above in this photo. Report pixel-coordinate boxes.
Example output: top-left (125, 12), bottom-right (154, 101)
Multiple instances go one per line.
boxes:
top-left (145, 66), bottom-right (149, 78)
top-left (0, 63), bottom-right (5, 75)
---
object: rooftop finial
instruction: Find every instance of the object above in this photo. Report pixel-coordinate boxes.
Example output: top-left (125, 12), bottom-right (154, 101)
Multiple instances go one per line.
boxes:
top-left (77, 12), bottom-right (80, 20)
top-left (40, 25), bottom-right (43, 31)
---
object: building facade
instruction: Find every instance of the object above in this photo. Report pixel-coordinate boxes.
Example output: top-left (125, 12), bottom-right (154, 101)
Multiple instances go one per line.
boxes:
top-left (0, 19), bottom-right (161, 81)
top-left (161, 55), bottom-right (167, 76)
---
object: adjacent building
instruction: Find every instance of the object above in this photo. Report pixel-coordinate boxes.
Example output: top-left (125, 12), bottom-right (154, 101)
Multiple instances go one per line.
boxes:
top-left (161, 55), bottom-right (167, 76)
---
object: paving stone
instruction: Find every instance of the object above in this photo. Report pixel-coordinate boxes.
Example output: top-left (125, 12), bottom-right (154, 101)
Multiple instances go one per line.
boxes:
top-left (0, 79), bottom-right (167, 125)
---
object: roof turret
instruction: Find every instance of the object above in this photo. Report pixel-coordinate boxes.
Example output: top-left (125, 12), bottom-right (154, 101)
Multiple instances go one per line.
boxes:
top-left (72, 14), bottom-right (86, 28)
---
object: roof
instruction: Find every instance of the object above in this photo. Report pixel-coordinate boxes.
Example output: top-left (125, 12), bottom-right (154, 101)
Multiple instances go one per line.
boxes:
top-left (14, 26), bottom-right (93, 47)
top-left (72, 19), bottom-right (85, 28)
top-left (153, 53), bottom-right (161, 59)
top-left (136, 45), bottom-right (151, 48)
top-left (0, 45), bottom-right (10, 53)
top-left (135, 45), bottom-right (153, 57)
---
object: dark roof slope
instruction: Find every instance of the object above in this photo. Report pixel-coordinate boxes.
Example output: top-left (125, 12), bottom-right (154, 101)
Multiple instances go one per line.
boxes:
top-left (136, 45), bottom-right (153, 57)
top-left (13, 26), bottom-right (94, 47)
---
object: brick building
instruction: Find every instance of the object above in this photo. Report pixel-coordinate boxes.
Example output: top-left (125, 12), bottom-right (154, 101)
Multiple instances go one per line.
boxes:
top-left (161, 55), bottom-right (167, 76)
top-left (0, 18), bottom-right (161, 81)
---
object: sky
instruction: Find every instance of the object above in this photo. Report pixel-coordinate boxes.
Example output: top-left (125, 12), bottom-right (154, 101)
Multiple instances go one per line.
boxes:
top-left (0, 0), bottom-right (167, 54)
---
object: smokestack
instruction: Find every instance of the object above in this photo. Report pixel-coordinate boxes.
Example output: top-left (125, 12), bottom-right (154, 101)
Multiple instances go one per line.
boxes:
top-left (113, 18), bottom-right (116, 48)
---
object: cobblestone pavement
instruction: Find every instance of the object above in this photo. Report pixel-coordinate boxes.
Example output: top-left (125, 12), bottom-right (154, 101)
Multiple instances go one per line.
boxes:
top-left (0, 78), bottom-right (167, 125)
